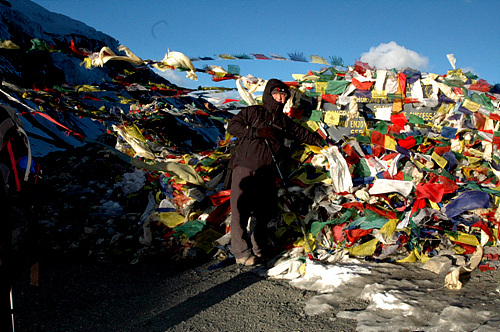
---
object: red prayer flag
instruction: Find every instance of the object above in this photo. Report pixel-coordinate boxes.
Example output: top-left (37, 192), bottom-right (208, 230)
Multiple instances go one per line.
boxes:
top-left (371, 130), bottom-right (385, 147)
top-left (365, 204), bottom-right (397, 219)
top-left (344, 228), bottom-right (372, 247)
top-left (371, 145), bottom-right (385, 157)
top-left (251, 53), bottom-right (271, 60)
top-left (433, 145), bottom-right (451, 155)
top-left (209, 190), bottom-right (231, 206)
top-left (469, 79), bottom-right (491, 92)
top-left (332, 224), bottom-right (346, 244)
top-left (410, 198), bottom-right (426, 216)
top-left (222, 99), bottom-right (239, 104)
top-left (390, 113), bottom-right (408, 127)
top-left (322, 94), bottom-right (338, 105)
top-left (416, 183), bottom-right (445, 203)
top-left (342, 202), bottom-right (364, 211)
top-left (351, 78), bottom-right (374, 91)
top-left (342, 144), bottom-right (361, 164)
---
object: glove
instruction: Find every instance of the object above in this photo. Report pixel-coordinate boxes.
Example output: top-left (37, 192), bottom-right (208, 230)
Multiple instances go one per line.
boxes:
top-left (256, 127), bottom-right (275, 139)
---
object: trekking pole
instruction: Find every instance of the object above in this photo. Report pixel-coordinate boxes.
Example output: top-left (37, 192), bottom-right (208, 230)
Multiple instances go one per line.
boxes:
top-left (10, 287), bottom-right (14, 332)
top-left (287, 151), bottom-right (314, 180)
top-left (264, 139), bottom-right (315, 257)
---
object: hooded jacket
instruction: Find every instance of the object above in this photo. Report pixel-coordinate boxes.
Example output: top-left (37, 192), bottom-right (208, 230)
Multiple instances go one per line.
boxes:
top-left (228, 79), bottom-right (321, 172)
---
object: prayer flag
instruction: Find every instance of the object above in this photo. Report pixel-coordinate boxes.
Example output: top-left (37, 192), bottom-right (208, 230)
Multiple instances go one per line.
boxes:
top-left (251, 53), bottom-right (271, 60)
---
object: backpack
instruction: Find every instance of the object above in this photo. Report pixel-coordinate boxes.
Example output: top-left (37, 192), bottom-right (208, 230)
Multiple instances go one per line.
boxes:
top-left (0, 104), bottom-right (36, 192)
top-left (0, 103), bottom-right (39, 294)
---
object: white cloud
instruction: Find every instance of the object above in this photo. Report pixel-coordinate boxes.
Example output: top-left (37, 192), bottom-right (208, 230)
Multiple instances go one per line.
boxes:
top-left (154, 68), bottom-right (186, 86)
top-left (360, 41), bottom-right (429, 71)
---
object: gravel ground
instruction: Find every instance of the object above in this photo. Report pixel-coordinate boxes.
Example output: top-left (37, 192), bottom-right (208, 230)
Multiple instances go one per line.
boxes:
top-left (11, 253), bottom-right (500, 332)
top-left (12, 259), bottom-right (363, 332)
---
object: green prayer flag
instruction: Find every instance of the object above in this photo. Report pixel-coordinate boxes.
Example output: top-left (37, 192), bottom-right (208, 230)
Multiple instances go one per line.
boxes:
top-left (355, 133), bottom-right (371, 144)
top-left (305, 91), bottom-right (321, 97)
top-left (227, 64), bottom-right (240, 75)
top-left (175, 220), bottom-right (207, 238)
top-left (464, 71), bottom-right (478, 80)
top-left (309, 110), bottom-right (322, 122)
top-left (310, 208), bottom-right (356, 236)
top-left (373, 121), bottom-right (388, 134)
top-left (464, 182), bottom-right (500, 197)
top-left (356, 159), bottom-right (372, 177)
top-left (325, 80), bottom-right (349, 95)
top-left (471, 92), bottom-right (494, 109)
top-left (408, 114), bottom-right (426, 125)
top-left (200, 157), bottom-right (215, 166)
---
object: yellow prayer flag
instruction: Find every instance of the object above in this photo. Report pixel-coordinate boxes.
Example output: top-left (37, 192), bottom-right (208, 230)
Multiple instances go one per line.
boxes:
top-left (488, 227), bottom-right (497, 246)
top-left (299, 263), bottom-right (307, 276)
top-left (292, 74), bottom-right (306, 81)
top-left (397, 248), bottom-right (430, 263)
top-left (447, 69), bottom-right (464, 77)
top-left (453, 246), bottom-right (466, 254)
top-left (371, 90), bottom-right (387, 99)
top-left (83, 57), bottom-right (93, 69)
top-left (429, 200), bottom-right (440, 210)
top-left (431, 151), bottom-right (448, 168)
top-left (118, 96), bottom-right (138, 104)
top-left (348, 238), bottom-right (379, 257)
top-left (130, 159), bottom-right (205, 185)
top-left (384, 136), bottom-right (397, 151)
top-left (283, 212), bottom-right (296, 226)
top-left (413, 159), bottom-right (426, 169)
top-left (293, 233), bottom-right (316, 253)
top-left (124, 123), bottom-right (147, 142)
top-left (304, 120), bottom-right (319, 132)
top-left (305, 144), bottom-right (324, 154)
top-left (208, 150), bottom-right (229, 160)
top-left (324, 111), bottom-right (340, 126)
top-left (463, 99), bottom-right (481, 112)
top-left (465, 156), bottom-right (482, 165)
top-left (218, 54), bottom-right (236, 59)
top-left (194, 229), bottom-right (224, 253)
top-left (0, 40), bottom-right (20, 49)
top-left (296, 170), bottom-right (329, 184)
top-left (315, 82), bottom-right (328, 95)
top-left (310, 55), bottom-right (329, 65)
top-left (397, 249), bottom-right (418, 263)
top-left (415, 249), bottom-right (431, 263)
top-left (157, 212), bottom-right (185, 228)
top-left (379, 219), bottom-right (398, 242)
top-left (447, 231), bottom-right (480, 246)
top-left (435, 103), bottom-right (448, 115)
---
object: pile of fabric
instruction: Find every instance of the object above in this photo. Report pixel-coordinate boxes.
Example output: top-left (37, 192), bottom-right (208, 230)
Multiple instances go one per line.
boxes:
top-left (0, 66), bottom-right (239, 263)
top-left (3, 39), bottom-right (500, 278)
top-left (279, 61), bottom-right (500, 266)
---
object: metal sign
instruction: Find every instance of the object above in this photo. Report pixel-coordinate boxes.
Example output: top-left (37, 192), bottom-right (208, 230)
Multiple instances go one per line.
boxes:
top-left (322, 100), bottom-right (436, 142)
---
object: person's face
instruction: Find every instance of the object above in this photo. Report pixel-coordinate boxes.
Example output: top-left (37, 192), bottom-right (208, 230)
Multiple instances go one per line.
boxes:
top-left (272, 92), bottom-right (287, 104)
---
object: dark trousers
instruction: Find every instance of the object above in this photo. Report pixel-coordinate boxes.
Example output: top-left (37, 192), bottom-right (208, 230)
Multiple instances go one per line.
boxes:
top-left (230, 165), bottom-right (277, 259)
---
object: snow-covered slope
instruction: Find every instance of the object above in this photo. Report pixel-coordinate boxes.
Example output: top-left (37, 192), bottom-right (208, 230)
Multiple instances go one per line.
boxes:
top-left (0, 0), bottom-right (117, 48)
top-left (0, 0), bottom-right (213, 157)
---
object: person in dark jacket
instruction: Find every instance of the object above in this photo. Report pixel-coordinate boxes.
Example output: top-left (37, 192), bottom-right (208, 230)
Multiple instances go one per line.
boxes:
top-left (227, 78), bottom-right (323, 265)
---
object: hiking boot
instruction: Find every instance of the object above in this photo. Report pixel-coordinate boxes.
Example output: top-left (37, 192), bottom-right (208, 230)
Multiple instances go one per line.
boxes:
top-left (254, 252), bottom-right (271, 263)
top-left (236, 255), bottom-right (258, 266)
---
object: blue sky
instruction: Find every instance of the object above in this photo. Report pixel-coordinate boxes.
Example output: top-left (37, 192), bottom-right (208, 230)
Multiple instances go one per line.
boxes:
top-left (32, 0), bottom-right (500, 90)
